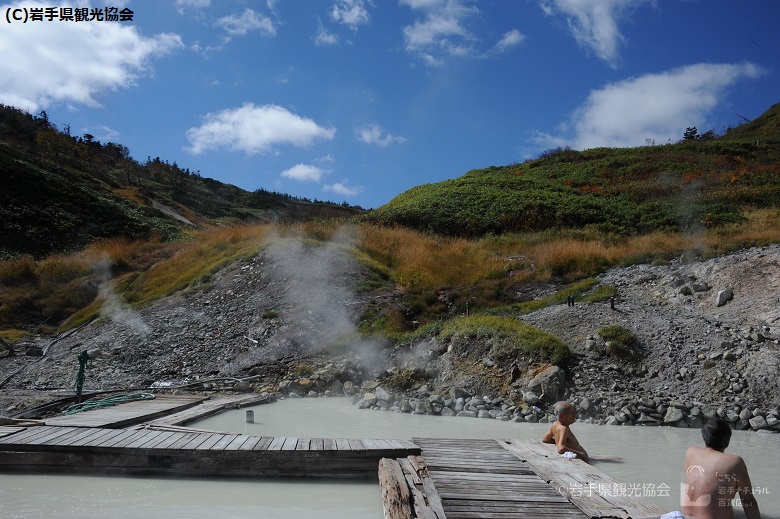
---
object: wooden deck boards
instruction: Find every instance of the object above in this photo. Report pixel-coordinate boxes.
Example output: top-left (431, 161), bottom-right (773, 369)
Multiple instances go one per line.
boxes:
top-left (411, 438), bottom-right (587, 519)
top-left (499, 439), bottom-right (668, 519)
top-left (142, 393), bottom-right (274, 427)
top-left (0, 425), bottom-right (422, 478)
top-left (44, 394), bottom-right (209, 428)
top-left (3, 396), bottom-right (666, 517)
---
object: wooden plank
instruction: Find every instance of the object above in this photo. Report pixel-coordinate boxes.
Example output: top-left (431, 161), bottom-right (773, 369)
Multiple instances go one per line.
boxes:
top-left (421, 475), bottom-right (448, 519)
top-left (165, 432), bottom-right (202, 450)
top-left (0, 426), bottom-right (28, 438)
top-left (295, 438), bottom-right (311, 451)
top-left (347, 439), bottom-right (365, 451)
top-left (309, 437), bottom-right (324, 451)
top-left (27, 426), bottom-right (82, 445)
top-left (223, 435), bottom-right (250, 451)
top-left (180, 433), bottom-right (214, 450)
top-left (1, 426), bottom-right (65, 444)
top-left (42, 427), bottom-right (100, 446)
top-left (251, 436), bottom-right (274, 451)
top-left (141, 431), bottom-right (177, 449)
top-left (238, 436), bottom-right (262, 451)
top-left (150, 431), bottom-right (189, 450)
top-left (125, 430), bottom-right (167, 449)
top-left (210, 434), bottom-right (240, 451)
top-left (266, 436), bottom-right (286, 451)
top-left (379, 458), bottom-right (413, 519)
top-left (69, 428), bottom-right (120, 447)
top-left (195, 433), bottom-right (227, 450)
top-left (281, 437), bottom-right (298, 451)
top-left (372, 438), bottom-right (394, 450)
top-left (100, 429), bottom-right (148, 448)
top-left (360, 438), bottom-right (378, 450)
top-left (322, 438), bottom-right (336, 450)
top-left (335, 438), bottom-right (351, 451)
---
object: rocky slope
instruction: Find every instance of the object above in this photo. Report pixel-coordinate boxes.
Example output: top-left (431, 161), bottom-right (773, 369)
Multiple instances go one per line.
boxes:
top-left (1, 240), bottom-right (779, 432)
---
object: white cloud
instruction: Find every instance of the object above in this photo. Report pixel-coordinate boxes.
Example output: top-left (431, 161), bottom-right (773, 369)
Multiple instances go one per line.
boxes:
top-left (356, 123), bottom-right (406, 147)
top-left (175, 0), bottom-right (211, 12)
top-left (217, 8), bottom-right (276, 37)
top-left (537, 63), bottom-right (765, 150)
top-left (281, 163), bottom-right (326, 182)
top-left (490, 29), bottom-right (525, 55)
top-left (324, 182), bottom-right (361, 197)
top-left (91, 125), bottom-right (120, 143)
top-left (314, 17), bottom-right (340, 46)
top-left (330, 0), bottom-right (372, 31)
top-left (186, 103), bottom-right (336, 155)
top-left (0, 1), bottom-right (183, 112)
top-left (540, 0), bottom-right (651, 67)
top-left (400, 0), bottom-right (479, 65)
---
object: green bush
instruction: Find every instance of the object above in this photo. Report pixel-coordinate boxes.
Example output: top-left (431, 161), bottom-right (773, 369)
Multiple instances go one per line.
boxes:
top-left (598, 324), bottom-right (639, 359)
top-left (441, 315), bottom-right (569, 363)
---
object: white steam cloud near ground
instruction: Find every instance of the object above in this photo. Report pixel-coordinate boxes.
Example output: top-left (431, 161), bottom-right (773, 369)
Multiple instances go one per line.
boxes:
top-left (262, 227), bottom-right (384, 361)
top-left (94, 256), bottom-right (150, 339)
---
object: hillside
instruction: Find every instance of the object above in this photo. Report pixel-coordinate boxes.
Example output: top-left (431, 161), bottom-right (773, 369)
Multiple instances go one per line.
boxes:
top-left (369, 103), bottom-right (780, 237)
top-left (1, 103), bottom-right (779, 432)
top-left (0, 104), bottom-right (363, 259)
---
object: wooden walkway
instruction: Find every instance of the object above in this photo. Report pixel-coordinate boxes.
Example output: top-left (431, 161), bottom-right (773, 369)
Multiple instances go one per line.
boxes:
top-left (0, 395), bottom-right (668, 517)
top-left (380, 439), bottom-right (668, 519)
top-left (44, 394), bottom-right (209, 428)
top-left (0, 425), bottom-right (420, 478)
top-left (500, 439), bottom-right (666, 519)
top-left (413, 438), bottom-right (587, 518)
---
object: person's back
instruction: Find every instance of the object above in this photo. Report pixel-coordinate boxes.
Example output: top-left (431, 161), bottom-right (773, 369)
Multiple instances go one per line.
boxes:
top-left (681, 418), bottom-right (760, 519)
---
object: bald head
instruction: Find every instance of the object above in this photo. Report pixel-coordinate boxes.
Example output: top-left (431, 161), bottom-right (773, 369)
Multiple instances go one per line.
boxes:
top-left (553, 401), bottom-right (573, 417)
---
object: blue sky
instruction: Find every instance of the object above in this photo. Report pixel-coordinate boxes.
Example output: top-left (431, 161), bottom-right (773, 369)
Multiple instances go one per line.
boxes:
top-left (2, 0), bottom-right (778, 209)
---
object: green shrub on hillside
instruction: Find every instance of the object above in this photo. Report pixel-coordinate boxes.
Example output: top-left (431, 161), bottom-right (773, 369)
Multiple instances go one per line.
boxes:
top-left (369, 117), bottom-right (780, 238)
top-left (440, 315), bottom-right (569, 363)
top-left (598, 324), bottom-right (640, 359)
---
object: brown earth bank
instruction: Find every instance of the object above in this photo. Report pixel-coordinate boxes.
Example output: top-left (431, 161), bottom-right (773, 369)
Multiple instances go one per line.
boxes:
top-left (1, 240), bottom-right (779, 433)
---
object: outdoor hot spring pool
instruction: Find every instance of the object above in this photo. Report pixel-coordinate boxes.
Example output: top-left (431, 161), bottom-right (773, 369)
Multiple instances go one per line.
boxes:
top-left (1, 397), bottom-right (778, 518)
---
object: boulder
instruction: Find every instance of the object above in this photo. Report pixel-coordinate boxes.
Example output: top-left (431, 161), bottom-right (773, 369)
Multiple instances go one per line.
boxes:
top-left (375, 386), bottom-right (392, 402)
top-left (715, 289), bottom-right (733, 307)
top-left (749, 415), bottom-right (768, 431)
top-left (663, 407), bottom-right (685, 424)
top-left (527, 366), bottom-right (565, 404)
top-left (523, 391), bottom-right (539, 406)
top-left (330, 380), bottom-right (344, 395)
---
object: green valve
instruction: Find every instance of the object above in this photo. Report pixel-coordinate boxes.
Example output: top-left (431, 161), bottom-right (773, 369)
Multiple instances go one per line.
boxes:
top-left (75, 350), bottom-right (91, 403)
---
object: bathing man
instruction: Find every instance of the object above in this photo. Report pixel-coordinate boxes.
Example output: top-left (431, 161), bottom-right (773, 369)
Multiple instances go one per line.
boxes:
top-left (682, 417), bottom-right (760, 519)
top-left (542, 401), bottom-right (589, 463)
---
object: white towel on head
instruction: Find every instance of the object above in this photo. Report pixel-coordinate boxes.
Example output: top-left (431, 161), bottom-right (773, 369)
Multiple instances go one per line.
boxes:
top-left (561, 451), bottom-right (577, 459)
top-left (660, 512), bottom-right (685, 519)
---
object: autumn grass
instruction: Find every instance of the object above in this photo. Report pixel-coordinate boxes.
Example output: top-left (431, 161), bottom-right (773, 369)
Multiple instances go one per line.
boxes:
top-left (3, 209), bottom-right (780, 343)
top-left (121, 225), bottom-right (269, 306)
top-left (357, 225), bottom-right (508, 287)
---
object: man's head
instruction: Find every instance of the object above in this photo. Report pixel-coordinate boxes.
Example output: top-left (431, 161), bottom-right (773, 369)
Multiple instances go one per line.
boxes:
top-left (701, 417), bottom-right (731, 452)
top-left (553, 401), bottom-right (576, 425)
